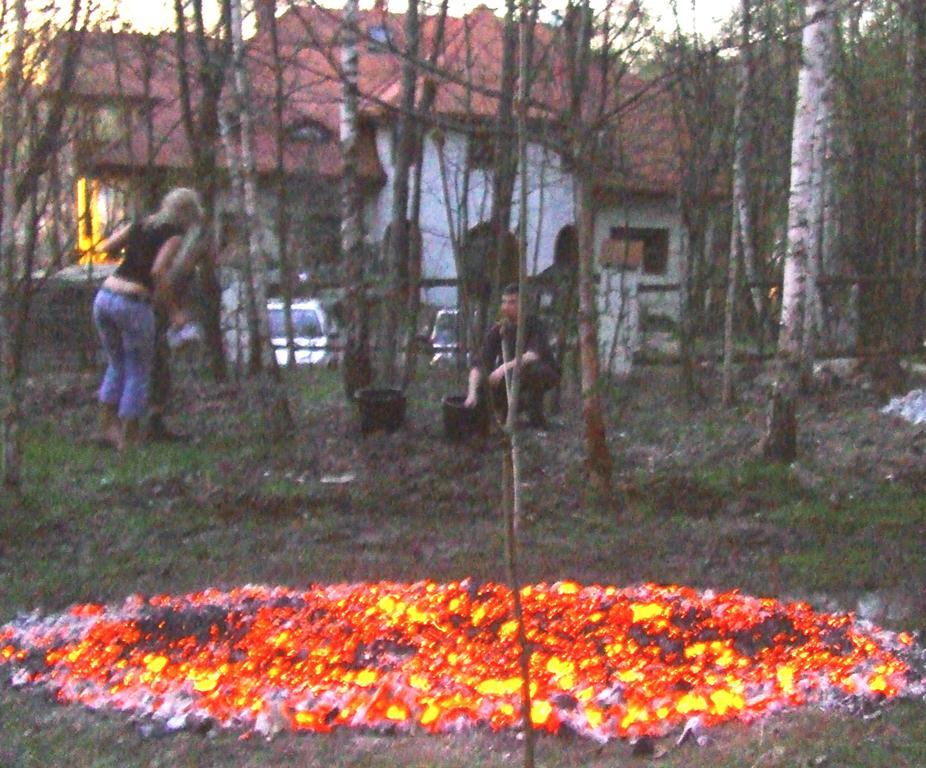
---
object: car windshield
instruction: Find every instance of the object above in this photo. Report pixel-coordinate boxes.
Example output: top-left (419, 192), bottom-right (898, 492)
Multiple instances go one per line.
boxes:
top-left (268, 308), bottom-right (323, 338)
top-left (432, 313), bottom-right (457, 345)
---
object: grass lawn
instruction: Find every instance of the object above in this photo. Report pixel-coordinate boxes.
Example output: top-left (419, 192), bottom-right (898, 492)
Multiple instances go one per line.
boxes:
top-left (0, 363), bottom-right (924, 767)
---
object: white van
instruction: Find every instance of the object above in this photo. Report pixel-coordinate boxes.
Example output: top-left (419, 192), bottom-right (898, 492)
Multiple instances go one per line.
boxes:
top-left (267, 298), bottom-right (340, 367)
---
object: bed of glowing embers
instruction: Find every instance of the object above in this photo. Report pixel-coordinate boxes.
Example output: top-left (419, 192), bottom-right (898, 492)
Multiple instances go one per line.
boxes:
top-left (1, 580), bottom-right (923, 742)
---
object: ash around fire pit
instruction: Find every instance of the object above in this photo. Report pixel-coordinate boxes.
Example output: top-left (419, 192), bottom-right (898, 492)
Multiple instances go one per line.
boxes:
top-left (355, 388), bottom-right (406, 434)
top-left (442, 394), bottom-right (489, 441)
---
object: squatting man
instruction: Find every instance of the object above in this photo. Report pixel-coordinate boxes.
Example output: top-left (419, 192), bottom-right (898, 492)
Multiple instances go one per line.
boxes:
top-left (463, 283), bottom-right (559, 429)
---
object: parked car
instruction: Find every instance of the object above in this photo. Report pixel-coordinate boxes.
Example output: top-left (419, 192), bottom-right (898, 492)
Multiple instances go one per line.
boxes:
top-left (267, 298), bottom-right (340, 367)
top-left (429, 308), bottom-right (462, 367)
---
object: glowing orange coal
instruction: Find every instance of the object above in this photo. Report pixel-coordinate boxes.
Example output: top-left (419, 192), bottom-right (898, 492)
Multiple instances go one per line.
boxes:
top-left (0, 581), bottom-right (919, 741)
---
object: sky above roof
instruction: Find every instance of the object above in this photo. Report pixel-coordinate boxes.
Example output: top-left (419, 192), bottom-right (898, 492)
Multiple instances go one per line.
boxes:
top-left (113, 0), bottom-right (738, 37)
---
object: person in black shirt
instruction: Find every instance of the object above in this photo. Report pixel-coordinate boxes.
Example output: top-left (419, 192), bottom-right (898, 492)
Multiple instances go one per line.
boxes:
top-left (463, 283), bottom-right (559, 428)
top-left (92, 188), bottom-right (203, 449)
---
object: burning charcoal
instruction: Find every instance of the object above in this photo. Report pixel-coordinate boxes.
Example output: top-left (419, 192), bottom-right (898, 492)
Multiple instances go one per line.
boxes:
top-left (270, 596), bottom-right (307, 610)
top-left (628, 624), bottom-right (651, 646)
top-left (656, 635), bottom-right (685, 661)
top-left (10, 668), bottom-right (31, 688)
top-left (551, 692), bottom-right (578, 711)
top-left (1, 580), bottom-right (921, 743)
top-left (821, 626), bottom-right (854, 655)
top-left (166, 713), bottom-right (191, 732)
top-left (676, 715), bottom-right (704, 746)
top-left (324, 706), bottom-right (341, 725)
top-left (595, 684), bottom-right (624, 706)
top-left (134, 605), bottom-right (231, 646)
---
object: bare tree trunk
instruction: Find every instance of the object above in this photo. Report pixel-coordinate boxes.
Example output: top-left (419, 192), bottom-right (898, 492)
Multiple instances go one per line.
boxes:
top-left (564, 0), bottom-right (613, 493)
top-left (723, 0), bottom-right (756, 406)
top-left (381, 0), bottom-right (420, 387)
top-left (402, 0), bottom-right (449, 389)
top-left (501, 5), bottom-right (535, 765)
top-left (576, 179), bottom-right (613, 492)
top-left (722, 209), bottom-right (740, 406)
top-left (340, 0), bottom-right (372, 399)
top-left (0, 1), bottom-right (26, 487)
top-left (486, 0), bottom-right (518, 334)
top-left (228, 0), bottom-right (292, 435)
top-left (268, 0), bottom-right (296, 367)
top-left (764, 0), bottom-right (834, 462)
top-left (908, 0), bottom-right (926, 317)
top-left (1, 0), bottom-right (84, 487)
top-left (174, 0), bottom-right (230, 381)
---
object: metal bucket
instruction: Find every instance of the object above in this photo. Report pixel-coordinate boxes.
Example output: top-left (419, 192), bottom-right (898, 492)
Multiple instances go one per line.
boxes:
top-left (355, 388), bottom-right (406, 434)
top-left (442, 394), bottom-right (489, 441)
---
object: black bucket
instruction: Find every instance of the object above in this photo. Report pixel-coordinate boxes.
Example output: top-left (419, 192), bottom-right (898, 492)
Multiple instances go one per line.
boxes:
top-left (442, 395), bottom-right (489, 441)
top-left (356, 388), bottom-right (406, 434)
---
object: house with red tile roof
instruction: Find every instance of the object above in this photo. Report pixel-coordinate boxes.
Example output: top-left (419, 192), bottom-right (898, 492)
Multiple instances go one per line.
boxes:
top-left (69, 1), bottom-right (689, 371)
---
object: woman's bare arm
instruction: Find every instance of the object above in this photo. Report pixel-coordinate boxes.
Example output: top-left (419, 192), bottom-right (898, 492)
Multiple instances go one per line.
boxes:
top-left (96, 223), bottom-right (134, 255)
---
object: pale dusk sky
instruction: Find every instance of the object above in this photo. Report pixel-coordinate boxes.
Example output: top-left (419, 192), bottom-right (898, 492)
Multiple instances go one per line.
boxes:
top-left (112, 0), bottom-right (739, 38)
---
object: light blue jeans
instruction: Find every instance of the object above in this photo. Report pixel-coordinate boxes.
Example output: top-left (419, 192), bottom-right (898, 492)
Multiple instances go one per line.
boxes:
top-left (93, 288), bottom-right (156, 420)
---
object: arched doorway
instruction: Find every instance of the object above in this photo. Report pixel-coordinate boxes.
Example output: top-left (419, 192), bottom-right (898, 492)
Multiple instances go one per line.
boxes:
top-left (461, 222), bottom-right (518, 302)
top-left (554, 224), bottom-right (578, 271)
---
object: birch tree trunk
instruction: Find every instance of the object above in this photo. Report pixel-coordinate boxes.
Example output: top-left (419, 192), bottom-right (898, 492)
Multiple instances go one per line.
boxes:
top-left (908, 0), bottom-right (926, 314)
top-left (228, 0), bottom-right (293, 435)
top-left (0, 0), bottom-right (28, 489)
top-left (724, 0), bottom-right (758, 402)
top-left (402, 0), bottom-right (449, 388)
top-left (229, 0), bottom-right (270, 374)
top-left (484, 0), bottom-right (518, 341)
top-left (173, 0), bottom-right (230, 381)
top-left (763, 0), bottom-right (834, 462)
top-left (722, 209), bottom-right (740, 406)
top-left (340, 0), bottom-right (372, 399)
top-left (382, 0), bottom-right (419, 386)
top-left (268, 0), bottom-right (296, 367)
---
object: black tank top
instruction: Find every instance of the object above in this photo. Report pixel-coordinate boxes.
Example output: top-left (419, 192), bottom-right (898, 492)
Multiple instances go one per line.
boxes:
top-left (113, 221), bottom-right (183, 291)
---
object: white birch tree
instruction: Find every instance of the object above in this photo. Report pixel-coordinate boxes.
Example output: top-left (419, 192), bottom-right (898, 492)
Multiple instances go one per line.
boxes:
top-left (723, 0), bottom-right (757, 406)
top-left (763, 0), bottom-right (835, 462)
top-left (340, 0), bottom-right (372, 399)
top-left (227, 0), bottom-right (292, 433)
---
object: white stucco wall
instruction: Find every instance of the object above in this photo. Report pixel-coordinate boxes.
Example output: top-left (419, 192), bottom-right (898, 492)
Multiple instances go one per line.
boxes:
top-left (595, 195), bottom-right (684, 322)
top-left (370, 127), bottom-right (575, 307)
top-left (370, 124), bottom-right (684, 328)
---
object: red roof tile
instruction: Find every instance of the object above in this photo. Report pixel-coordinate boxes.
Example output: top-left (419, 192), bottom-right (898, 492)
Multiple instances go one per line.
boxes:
top-left (72, 4), bottom-right (680, 194)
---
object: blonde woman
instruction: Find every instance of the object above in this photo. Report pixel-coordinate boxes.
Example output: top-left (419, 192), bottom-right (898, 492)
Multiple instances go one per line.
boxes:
top-left (92, 188), bottom-right (204, 450)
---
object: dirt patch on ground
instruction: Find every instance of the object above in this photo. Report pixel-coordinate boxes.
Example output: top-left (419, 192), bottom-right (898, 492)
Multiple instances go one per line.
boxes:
top-left (625, 475), bottom-right (726, 519)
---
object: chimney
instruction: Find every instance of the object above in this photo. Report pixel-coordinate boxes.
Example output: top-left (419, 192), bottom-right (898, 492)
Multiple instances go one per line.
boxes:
top-left (256, 0), bottom-right (275, 33)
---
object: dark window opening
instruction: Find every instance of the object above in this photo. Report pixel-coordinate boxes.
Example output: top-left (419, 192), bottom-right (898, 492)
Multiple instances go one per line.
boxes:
top-left (608, 226), bottom-right (669, 275)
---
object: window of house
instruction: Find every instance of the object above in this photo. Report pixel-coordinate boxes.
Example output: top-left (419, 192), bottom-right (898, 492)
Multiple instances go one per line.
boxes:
top-left (606, 226), bottom-right (669, 275)
top-left (467, 131), bottom-right (495, 171)
top-left (95, 104), bottom-right (123, 144)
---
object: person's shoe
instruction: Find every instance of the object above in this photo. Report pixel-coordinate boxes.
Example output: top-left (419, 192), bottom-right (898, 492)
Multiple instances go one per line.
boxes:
top-left (120, 418), bottom-right (141, 451)
top-left (147, 416), bottom-right (190, 443)
top-left (96, 403), bottom-right (121, 448)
